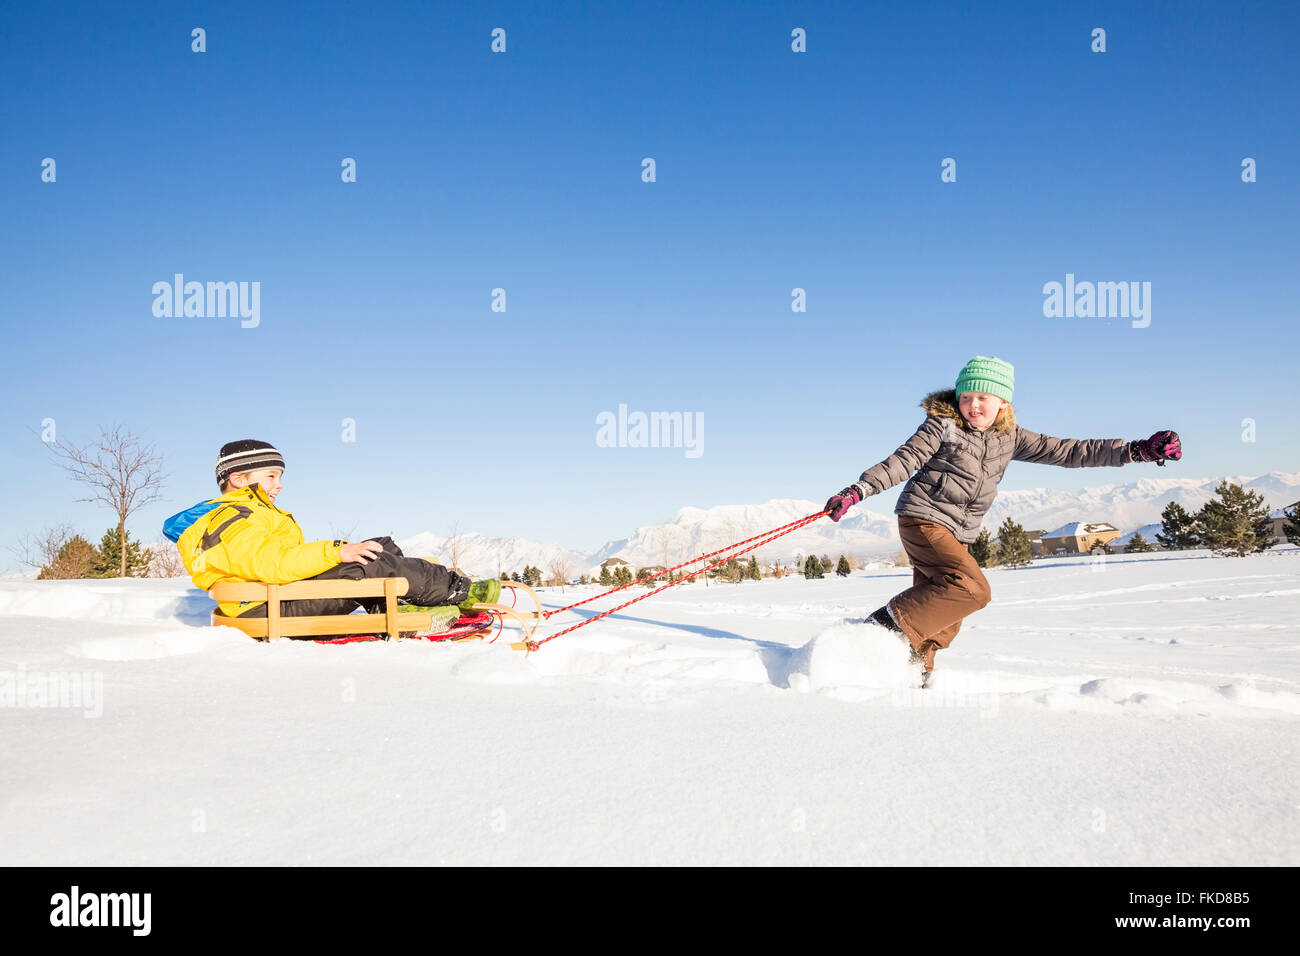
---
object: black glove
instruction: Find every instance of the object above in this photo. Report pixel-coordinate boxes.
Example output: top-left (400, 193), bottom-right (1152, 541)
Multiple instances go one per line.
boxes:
top-left (446, 571), bottom-right (473, 607)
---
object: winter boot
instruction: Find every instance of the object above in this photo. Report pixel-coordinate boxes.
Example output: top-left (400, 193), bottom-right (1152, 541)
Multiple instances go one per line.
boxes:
top-left (919, 641), bottom-right (939, 689)
top-left (458, 579), bottom-right (501, 613)
top-left (870, 603), bottom-right (923, 667)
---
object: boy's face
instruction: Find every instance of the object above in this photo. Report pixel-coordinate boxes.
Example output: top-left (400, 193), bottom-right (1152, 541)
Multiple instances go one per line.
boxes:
top-left (958, 392), bottom-right (1004, 431)
top-left (227, 467), bottom-right (284, 502)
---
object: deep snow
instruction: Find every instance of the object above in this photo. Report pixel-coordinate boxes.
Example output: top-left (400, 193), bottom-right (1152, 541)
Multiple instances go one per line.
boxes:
top-left (2, 547), bottom-right (1297, 865)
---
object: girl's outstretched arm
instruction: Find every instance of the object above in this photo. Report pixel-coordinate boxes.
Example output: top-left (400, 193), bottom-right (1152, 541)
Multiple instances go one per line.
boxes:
top-left (1011, 429), bottom-right (1128, 468)
top-left (824, 417), bottom-right (946, 521)
top-left (854, 416), bottom-right (948, 495)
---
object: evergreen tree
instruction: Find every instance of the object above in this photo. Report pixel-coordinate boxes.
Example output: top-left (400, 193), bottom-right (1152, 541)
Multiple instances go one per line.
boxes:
top-left (1090, 538), bottom-right (1113, 556)
top-left (1194, 481), bottom-right (1276, 557)
top-left (613, 566), bottom-right (633, 587)
top-left (819, 554), bottom-right (833, 573)
top-left (835, 555), bottom-right (851, 577)
top-left (721, 558), bottom-right (742, 583)
top-left (803, 555), bottom-right (824, 579)
top-left (746, 556), bottom-right (762, 581)
top-left (94, 526), bottom-right (151, 577)
top-left (37, 534), bottom-right (101, 580)
top-left (511, 571), bottom-right (522, 583)
top-left (1282, 504), bottom-right (1300, 547)
top-left (1156, 501), bottom-right (1199, 550)
top-left (578, 574), bottom-right (589, 585)
top-left (968, 529), bottom-right (994, 568)
top-left (993, 518), bottom-right (1032, 568)
top-left (1126, 532), bottom-right (1155, 553)
top-left (598, 565), bottom-right (613, 587)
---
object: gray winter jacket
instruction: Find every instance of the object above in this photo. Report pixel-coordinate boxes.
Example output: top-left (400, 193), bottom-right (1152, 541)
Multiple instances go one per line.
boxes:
top-left (851, 389), bottom-right (1132, 544)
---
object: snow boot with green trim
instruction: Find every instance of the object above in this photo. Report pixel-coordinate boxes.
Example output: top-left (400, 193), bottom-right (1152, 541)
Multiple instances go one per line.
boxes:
top-left (458, 579), bottom-right (501, 613)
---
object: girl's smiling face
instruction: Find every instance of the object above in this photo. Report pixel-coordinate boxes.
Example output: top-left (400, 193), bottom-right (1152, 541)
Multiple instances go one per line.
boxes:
top-left (958, 392), bottom-right (1005, 431)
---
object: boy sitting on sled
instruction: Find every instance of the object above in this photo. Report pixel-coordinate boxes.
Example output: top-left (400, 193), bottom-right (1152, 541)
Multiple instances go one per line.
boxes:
top-left (163, 439), bottom-right (499, 628)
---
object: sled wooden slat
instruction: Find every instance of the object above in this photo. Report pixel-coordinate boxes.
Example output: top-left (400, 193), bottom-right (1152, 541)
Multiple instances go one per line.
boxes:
top-left (210, 577), bottom-right (423, 642)
top-left (213, 611), bottom-right (437, 641)
top-left (383, 577), bottom-right (398, 639)
top-left (210, 578), bottom-right (413, 602)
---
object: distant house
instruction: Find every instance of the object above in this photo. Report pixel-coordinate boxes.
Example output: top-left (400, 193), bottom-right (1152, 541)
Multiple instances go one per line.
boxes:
top-left (1025, 529), bottom-right (1048, 557)
top-left (595, 557), bottom-right (632, 580)
top-left (1041, 521), bottom-right (1122, 554)
top-left (1268, 501), bottom-right (1300, 543)
top-left (1110, 523), bottom-right (1165, 554)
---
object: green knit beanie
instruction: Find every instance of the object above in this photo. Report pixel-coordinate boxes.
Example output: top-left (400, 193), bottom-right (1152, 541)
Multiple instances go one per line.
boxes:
top-left (955, 356), bottom-right (1014, 403)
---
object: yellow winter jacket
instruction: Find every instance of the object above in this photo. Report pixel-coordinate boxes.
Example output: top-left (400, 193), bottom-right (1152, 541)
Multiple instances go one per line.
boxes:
top-left (165, 484), bottom-right (343, 617)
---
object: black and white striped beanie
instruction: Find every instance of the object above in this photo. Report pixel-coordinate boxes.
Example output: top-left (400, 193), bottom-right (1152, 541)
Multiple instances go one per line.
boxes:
top-left (216, 440), bottom-right (285, 489)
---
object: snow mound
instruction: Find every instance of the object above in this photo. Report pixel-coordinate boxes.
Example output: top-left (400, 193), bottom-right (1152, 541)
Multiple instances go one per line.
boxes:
top-left (1069, 676), bottom-right (1300, 717)
top-left (0, 579), bottom-right (211, 625)
top-left (786, 619), bottom-right (919, 698)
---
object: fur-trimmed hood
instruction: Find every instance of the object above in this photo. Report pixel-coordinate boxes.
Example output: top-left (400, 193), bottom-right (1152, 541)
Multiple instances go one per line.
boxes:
top-left (921, 388), bottom-right (1017, 433)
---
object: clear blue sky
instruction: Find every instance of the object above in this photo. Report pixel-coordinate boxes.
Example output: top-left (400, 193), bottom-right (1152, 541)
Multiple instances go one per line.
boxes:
top-left (2, 0), bottom-right (1297, 568)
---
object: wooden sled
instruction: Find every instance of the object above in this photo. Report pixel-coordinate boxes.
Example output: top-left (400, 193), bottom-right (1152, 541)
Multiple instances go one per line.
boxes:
top-left (209, 578), bottom-right (544, 651)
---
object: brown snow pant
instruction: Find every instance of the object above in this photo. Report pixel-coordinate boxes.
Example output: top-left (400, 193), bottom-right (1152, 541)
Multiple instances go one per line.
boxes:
top-left (888, 517), bottom-right (992, 673)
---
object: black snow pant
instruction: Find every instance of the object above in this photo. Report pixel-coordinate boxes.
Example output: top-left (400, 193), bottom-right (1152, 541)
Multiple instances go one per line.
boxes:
top-left (233, 536), bottom-right (472, 619)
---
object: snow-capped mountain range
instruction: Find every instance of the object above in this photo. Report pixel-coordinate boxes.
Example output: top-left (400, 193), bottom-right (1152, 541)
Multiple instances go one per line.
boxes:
top-left (397, 471), bottom-right (1300, 577)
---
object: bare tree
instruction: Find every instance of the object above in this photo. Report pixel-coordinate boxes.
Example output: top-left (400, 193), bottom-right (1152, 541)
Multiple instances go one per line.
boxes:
top-left (652, 530), bottom-right (684, 584)
top-left (46, 425), bottom-right (167, 578)
top-left (327, 521), bottom-right (359, 543)
top-left (10, 522), bottom-right (78, 573)
top-left (547, 557), bottom-right (572, 591)
top-left (444, 522), bottom-right (464, 574)
top-left (149, 545), bottom-right (187, 578)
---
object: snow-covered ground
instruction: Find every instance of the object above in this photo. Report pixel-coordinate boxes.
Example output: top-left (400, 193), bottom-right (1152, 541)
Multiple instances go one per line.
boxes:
top-left (2, 547), bottom-right (1297, 865)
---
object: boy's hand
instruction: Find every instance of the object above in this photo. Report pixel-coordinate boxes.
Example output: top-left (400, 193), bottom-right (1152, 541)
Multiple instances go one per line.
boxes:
top-left (340, 540), bottom-right (385, 563)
